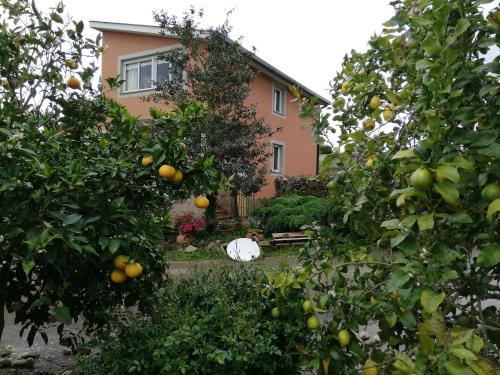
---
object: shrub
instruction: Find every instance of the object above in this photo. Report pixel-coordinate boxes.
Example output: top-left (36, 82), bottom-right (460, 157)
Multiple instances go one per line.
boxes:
top-left (173, 211), bottom-right (207, 234)
top-left (79, 266), bottom-right (310, 375)
top-left (253, 195), bottom-right (329, 233)
top-left (274, 176), bottom-right (328, 197)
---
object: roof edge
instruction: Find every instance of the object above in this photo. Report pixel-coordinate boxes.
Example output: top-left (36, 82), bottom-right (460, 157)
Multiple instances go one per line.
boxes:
top-left (89, 20), bottom-right (330, 106)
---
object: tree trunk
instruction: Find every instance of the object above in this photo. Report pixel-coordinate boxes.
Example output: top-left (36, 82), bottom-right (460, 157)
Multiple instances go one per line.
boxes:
top-left (205, 194), bottom-right (218, 231)
top-left (230, 191), bottom-right (239, 218)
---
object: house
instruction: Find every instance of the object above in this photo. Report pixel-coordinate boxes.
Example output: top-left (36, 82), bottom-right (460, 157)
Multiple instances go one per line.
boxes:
top-left (89, 21), bottom-right (329, 199)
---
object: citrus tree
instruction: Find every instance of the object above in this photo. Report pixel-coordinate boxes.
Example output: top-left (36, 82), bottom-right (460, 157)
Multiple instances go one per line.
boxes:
top-left (0, 0), bottom-right (219, 345)
top-left (268, 0), bottom-right (500, 374)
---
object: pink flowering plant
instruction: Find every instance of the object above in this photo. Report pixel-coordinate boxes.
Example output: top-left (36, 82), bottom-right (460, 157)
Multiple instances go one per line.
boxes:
top-left (173, 212), bottom-right (206, 235)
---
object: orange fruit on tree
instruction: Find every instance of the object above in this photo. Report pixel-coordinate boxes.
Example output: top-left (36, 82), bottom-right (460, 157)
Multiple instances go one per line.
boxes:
top-left (410, 168), bottom-right (433, 190)
top-left (159, 164), bottom-right (176, 178)
top-left (142, 155), bottom-right (154, 166)
top-left (194, 196), bottom-right (209, 209)
top-left (481, 183), bottom-right (500, 202)
top-left (338, 329), bottom-right (351, 347)
top-left (271, 307), bottom-right (280, 319)
top-left (171, 170), bottom-right (183, 184)
top-left (360, 359), bottom-right (379, 375)
top-left (67, 76), bottom-right (81, 90)
top-left (125, 263), bottom-right (143, 278)
top-left (307, 315), bottom-right (320, 330)
top-left (363, 119), bottom-right (375, 131)
top-left (114, 255), bottom-right (129, 270)
top-left (111, 270), bottom-right (127, 283)
top-left (302, 300), bottom-right (313, 313)
top-left (369, 95), bottom-right (382, 109)
top-left (383, 109), bottom-right (394, 121)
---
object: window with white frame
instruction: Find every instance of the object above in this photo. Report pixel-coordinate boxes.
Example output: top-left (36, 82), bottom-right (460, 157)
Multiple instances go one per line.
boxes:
top-left (272, 82), bottom-right (286, 116)
top-left (122, 57), bottom-right (182, 93)
top-left (271, 142), bottom-right (284, 174)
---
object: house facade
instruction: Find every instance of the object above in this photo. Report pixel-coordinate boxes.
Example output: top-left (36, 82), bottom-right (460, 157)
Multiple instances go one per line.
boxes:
top-left (90, 21), bottom-right (328, 198)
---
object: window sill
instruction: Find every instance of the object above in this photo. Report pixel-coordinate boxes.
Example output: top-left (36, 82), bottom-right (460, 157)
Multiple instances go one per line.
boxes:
top-left (272, 110), bottom-right (286, 119)
top-left (270, 171), bottom-right (284, 176)
top-left (118, 88), bottom-right (157, 98)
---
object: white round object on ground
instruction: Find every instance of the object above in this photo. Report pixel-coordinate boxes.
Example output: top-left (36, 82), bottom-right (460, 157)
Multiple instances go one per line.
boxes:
top-left (226, 238), bottom-right (261, 261)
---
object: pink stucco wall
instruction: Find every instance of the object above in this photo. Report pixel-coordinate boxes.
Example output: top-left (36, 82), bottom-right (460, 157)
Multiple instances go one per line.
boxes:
top-left (100, 31), bottom-right (317, 197)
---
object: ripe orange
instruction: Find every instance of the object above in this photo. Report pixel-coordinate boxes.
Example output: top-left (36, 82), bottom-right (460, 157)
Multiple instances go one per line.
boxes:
top-left (481, 183), bottom-right (500, 202)
top-left (142, 155), bottom-right (154, 166)
top-left (383, 109), bottom-right (393, 121)
top-left (171, 170), bottom-right (184, 184)
top-left (271, 307), bottom-right (280, 319)
top-left (410, 168), bottom-right (433, 190)
top-left (194, 196), bottom-right (209, 209)
top-left (111, 270), bottom-right (127, 283)
top-left (125, 263), bottom-right (143, 278)
top-left (159, 165), bottom-right (176, 178)
top-left (369, 95), bottom-right (382, 109)
top-left (67, 76), bottom-right (81, 90)
top-left (114, 255), bottom-right (130, 270)
top-left (307, 315), bottom-right (320, 330)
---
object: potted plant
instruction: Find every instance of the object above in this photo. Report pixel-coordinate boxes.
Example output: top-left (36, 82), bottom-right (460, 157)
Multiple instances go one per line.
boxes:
top-left (173, 212), bottom-right (206, 244)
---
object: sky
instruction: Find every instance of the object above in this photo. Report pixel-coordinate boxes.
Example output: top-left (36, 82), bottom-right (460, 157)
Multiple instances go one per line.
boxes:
top-left (37, 0), bottom-right (398, 100)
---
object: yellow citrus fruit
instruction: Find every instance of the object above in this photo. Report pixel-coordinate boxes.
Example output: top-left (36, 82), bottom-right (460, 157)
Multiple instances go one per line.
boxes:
top-left (360, 359), bottom-right (379, 375)
top-left (363, 119), bottom-right (375, 131)
top-left (366, 155), bottom-right (376, 167)
top-left (125, 263), bottom-right (143, 278)
top-left (271, 307), bottom-right (280, 319)
top-left (111, 270), bottom-right (127, 283)
top-left (171, 170), bottom-right (184, 184)
top-left (65, 59), bottom-right (78, 69)
top-left (114, 255), bottom-right (130, 270)
top-left (159, 164), bottom-right (176, 179)
top-left (481, 183), bottom-right (500, 202)
top-left (338, 329), bottom-right (351, 347)
top-left (194, 196), bottom-right (209, 209)
top-left (383, 109), bottom-right (393, 121)
top-left (302, 300), bottom-right (313, 313)
top-left (1, 79), bottom-right (9, 89)
top-left (67, 76), bottom-right (81, 90)
top-left (410, 168), bottom-right (433, 190)
top-left (369, 95), bottom-right (382, 109)
top-left (141, 155), bottom-right (154, 166)
top-left (307, 315), bottom-right (320, 330)
top-left (341, 81), bottom-right (351, 93)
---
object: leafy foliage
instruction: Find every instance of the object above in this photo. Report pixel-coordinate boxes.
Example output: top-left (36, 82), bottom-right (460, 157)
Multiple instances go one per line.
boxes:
top-left (79, 266), bottom-right (310, 375)
top-left (150, 8), bottom-right (277, 203)
top-left (275, 176), bottom-right (329, 197)
top-left (268, 0), bottom-right (500, 373)
top-left (0, 0), bottom-right (219, 344)
top-left (253, 195), bottom-right (330, 233)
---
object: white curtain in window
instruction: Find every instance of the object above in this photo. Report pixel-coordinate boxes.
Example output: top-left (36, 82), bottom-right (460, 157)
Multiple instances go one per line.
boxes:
top-left (125, 63), bottom-right (138, 91)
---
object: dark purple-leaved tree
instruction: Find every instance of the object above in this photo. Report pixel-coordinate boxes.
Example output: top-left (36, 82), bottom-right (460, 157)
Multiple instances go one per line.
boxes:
top-left (150, 8), bottom-right (278, 222)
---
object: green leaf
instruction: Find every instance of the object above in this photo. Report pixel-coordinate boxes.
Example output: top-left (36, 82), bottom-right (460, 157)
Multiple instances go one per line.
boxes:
top-left (435, 165), bottom-right (460, 182)
top-left (454, 19), bottom-right (471, 38)
top-left (55, 306), bottom-right (72, 325)
top-left (22, 258), bottom-right (35, 274)
top-left (386, 312), bottom-right (397, 328)
top-left (415, 59), bottom-right (432, 71)
top-left (392, 149), bottom-right (415, 159)
top-left (477, 244), bottom-right (500, 267)
top-left (418, 214), bottom-right (434, 231)
top-left (381, 219), bottom-right (400, 229)
top-left (108, 239), bottom-right (121, 254)
top-left (486, 199), bottom-right (500, 220)
top-left (444, 361), bottom-right (475, 375)
top-left (420, 290), bottom-right (445, 313)
top-left (434, 181), bottom-right (460, 206)
top-left (450, 327), bottom-right (474, 346)
top-left (400, 311), bottom-right (417, 330)
top-left (391, 233), bottom-right (408, 248)
top-left (466, 358), bottom-right (494, 375)
top-left (447, 213), bottom-right (473, 224)
top-left (62, 213), bottom-right (82, 226)
top-left (386, 270), bottom-right (411, 292)
top-left (465, 335), bottom-right (484, 354)
top-left (449, 346), bottom-right (477, 361)
top-left (422, 36), bottom-right (442, 57)
top-left (477, 143), bottom-right (500, 159)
